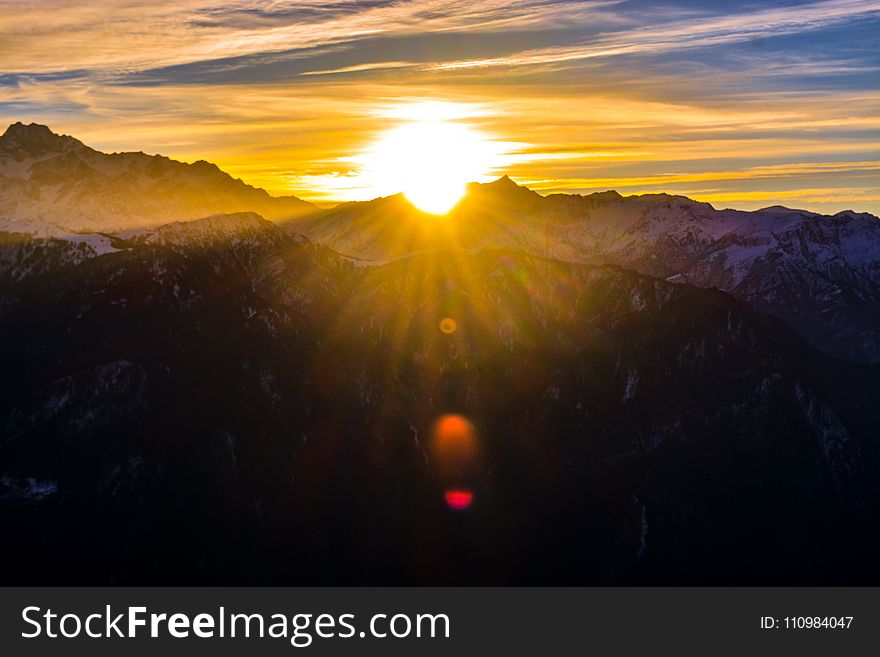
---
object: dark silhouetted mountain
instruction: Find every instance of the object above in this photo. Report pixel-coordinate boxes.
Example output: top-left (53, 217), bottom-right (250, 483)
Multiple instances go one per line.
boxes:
top-left (0, 123), bottom-right (315, 234)
top-left (1, 213), bottom-right (878, 585)
top-left (0, 122), bottom-right (87, 157)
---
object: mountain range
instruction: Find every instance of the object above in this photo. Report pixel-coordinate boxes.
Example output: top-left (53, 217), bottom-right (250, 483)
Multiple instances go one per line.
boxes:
top-left (1, 124), bottom-right (878, 584)
top-left (3, 123), bottom-right (877, 362)
top-left (283, 176), bottom-right (880, 362)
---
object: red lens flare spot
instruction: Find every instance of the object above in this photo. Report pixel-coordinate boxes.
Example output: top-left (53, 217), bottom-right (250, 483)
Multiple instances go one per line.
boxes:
top-left (439, 317), bottom-right (457, 334)
top-left (444, 489), bottom-right (474, 510)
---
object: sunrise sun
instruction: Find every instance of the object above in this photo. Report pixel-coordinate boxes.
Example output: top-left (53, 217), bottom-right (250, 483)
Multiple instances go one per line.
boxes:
top-left (360, 102), bottom-right (504, 214)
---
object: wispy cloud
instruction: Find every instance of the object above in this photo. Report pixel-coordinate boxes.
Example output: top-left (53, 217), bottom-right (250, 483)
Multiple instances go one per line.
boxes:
top-left (432, 0), bottom-right (880, 70)
top-left (1, 1), bottom-right (877, 212)
top-left (521, 161), bottom-right (880, 190)
top-left (0, 1), bottom-right (619, 75)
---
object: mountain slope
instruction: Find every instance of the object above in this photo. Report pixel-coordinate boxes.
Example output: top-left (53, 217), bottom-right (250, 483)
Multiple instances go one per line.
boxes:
top-left (283, 177), bottom-right (880, 361)
top-left (0, 122), bottom-right (315, 234)
top-left (1, 216), bottom-right (877, 584)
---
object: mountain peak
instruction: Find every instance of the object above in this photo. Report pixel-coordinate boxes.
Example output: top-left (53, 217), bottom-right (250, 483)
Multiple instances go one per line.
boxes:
top-left (0, 122), bottom-right (85, 156)
top-left (468, 175), bottom-right (542, 206)
top-left (3, 121), bottom-right (50, 137)
top-left (488, 174), bottom-right (522, 189)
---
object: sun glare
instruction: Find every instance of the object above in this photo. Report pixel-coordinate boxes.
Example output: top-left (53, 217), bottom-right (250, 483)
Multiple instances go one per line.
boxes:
top-left (359, 103), bottom-right (505, 214)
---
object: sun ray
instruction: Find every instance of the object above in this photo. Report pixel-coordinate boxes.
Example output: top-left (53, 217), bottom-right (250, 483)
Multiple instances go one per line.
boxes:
top-left (354, 102), bottom-right (508, 214)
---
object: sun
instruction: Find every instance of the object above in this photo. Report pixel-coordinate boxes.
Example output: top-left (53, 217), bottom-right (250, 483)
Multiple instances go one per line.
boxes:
top-left (360, 104), bottom-right (504, 214)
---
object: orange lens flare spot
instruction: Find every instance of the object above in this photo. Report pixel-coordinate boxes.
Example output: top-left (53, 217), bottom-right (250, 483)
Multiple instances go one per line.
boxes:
top-left (430, 414), bottom-right (479, 479)
top-left (432, 414), bottom-right (475, 452)
top-left (444, 489), bottom-right (474, 510)
top-left (439, 317), bottom-right (457, 334)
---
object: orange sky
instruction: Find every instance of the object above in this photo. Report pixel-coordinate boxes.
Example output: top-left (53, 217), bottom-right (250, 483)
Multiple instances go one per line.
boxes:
top-left (1, 0), bottom-right (878, 214)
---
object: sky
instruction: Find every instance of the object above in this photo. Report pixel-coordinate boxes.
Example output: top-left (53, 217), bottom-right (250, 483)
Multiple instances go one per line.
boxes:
top-left (1, 0), bottom-right (878, 213)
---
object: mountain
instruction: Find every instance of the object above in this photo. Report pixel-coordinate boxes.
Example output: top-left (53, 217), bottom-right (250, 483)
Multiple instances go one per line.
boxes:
top-left (4, 123), bottom-right (875, 360)
top-left (0, 123), bottom-right (315, 235)
top-left (1, 212), bottom-right (878, 584)
top-left (283, 177), bottom-right (880, 362)
top-left (2, 129), bottom-right (879, 584)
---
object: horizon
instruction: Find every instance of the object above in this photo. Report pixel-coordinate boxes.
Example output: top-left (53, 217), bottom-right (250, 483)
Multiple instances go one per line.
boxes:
top-left (1, 1), bottom-right (878, 215)
top-left (1, 119), bottom-right (875, 218)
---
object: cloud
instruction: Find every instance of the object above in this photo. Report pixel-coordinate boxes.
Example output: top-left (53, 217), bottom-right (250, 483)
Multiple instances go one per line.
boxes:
top-left (0, 1), bottom-right (620, 75)
top-left (431, 0), bottom-right (880, 71)
top-left (521, 161), bottom-right (880, 190)
top-left (0, 1), bottom-right (877, 212)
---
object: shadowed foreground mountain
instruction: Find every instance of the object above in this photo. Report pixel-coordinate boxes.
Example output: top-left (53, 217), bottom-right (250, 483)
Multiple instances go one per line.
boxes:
top-left (1, 213), bottom-right (878, 584)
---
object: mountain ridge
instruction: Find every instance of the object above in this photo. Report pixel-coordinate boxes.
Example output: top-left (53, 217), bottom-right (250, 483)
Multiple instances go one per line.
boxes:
top-left (283, 177), bottom-right (880, 362)
top-left (5, 122), bottom-right (873, 230)
top-left (1, 122), bottom-right (88, 157)
top-left (0, 123), bottom-right (315, 235)
top-left (2, 123), bottom-right (878, 361)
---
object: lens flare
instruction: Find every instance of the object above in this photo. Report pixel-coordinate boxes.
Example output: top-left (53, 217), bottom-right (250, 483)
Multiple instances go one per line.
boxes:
top-left (430, 414), bottom-right (477, 473)
top-left (431, 414), bottom-right (480, 511)
top-left (444, 489), bottom-right (474, 510)
top-left (439, 317), bottom-right (457, 334)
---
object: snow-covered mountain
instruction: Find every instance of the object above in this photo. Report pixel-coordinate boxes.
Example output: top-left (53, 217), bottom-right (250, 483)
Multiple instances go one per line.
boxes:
top-left (0, 122), bottom-right (315, 235)
top-left (2, 123), bottom-right (877, 361)
top-left (284, 176), bottom-right (880, 361)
